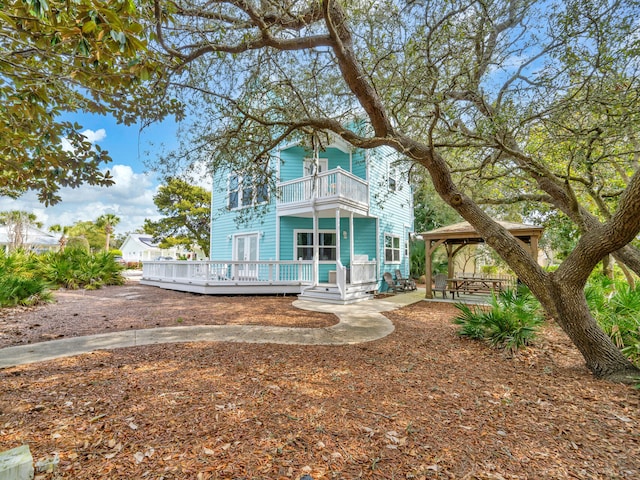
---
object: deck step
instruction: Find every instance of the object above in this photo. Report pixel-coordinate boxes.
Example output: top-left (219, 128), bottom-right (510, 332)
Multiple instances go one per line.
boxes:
top-left (298, 286), bottom-right (373, 304)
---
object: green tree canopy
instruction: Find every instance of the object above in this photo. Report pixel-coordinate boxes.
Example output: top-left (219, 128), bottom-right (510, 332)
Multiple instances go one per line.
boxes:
top-left (0, 0), bottom-right (180, 204)
top-left (66, 220), bottom-right (104, 252)
top-left (143, 178), bottom-right (211, 256)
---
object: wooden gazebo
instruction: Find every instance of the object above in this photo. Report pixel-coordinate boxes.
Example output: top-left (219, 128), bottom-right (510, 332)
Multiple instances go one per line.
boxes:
top-left (419, 221), bottom-right (544, 299)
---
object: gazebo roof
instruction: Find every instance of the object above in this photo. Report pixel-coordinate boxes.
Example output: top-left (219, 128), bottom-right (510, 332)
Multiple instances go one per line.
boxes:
top-left (419, 220), bottom-right (543, 244)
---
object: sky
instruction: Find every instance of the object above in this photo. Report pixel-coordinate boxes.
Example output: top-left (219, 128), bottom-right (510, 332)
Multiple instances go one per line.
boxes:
top-left (0, 113), bottom-right (199, 236)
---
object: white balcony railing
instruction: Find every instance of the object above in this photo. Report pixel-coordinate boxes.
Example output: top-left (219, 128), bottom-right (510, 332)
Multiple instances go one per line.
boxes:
top-left (277, 168), bottom-right (368, 207)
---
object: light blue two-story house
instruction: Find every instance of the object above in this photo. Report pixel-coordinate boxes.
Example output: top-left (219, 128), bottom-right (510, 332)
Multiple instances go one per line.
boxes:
top-left (141, 136), bottom-right (414, 303)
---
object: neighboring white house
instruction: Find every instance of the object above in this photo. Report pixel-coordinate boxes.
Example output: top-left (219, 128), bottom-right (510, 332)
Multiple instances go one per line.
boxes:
top-left (120, 233), bottom-right (204, 262)
top-left (0, 225), bottom-right (60, 253)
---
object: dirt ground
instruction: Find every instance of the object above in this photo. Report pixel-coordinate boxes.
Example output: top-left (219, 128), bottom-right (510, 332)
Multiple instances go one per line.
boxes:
top-left (0, 282), bottom-right (639, 479)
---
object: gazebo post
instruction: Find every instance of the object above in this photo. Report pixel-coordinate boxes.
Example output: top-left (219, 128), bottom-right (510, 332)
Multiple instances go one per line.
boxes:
top-left (425, 240), bottom-right (433, 299)
top-left (530, 235), bottom-right (539, 262)
top-left (446, 244), bottom-right (454, 279)
top-left (425, 239), bottom-right (445, 299)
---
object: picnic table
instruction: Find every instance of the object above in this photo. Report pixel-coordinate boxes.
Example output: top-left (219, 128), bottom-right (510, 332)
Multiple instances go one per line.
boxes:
top-left (449, 276), bottom-right (507, 296)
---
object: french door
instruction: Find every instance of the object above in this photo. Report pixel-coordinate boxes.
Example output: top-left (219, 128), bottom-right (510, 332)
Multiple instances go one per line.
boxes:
top-left (233, 233), bottom-right (259, 279)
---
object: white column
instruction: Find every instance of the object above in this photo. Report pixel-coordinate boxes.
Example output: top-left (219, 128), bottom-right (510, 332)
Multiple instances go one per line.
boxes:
top-left (335, 208), bottom-right (341, 267)
top-left (313, 211), bottom-right (318, 286)
top-left (349, 212), bottom-right (354, 261)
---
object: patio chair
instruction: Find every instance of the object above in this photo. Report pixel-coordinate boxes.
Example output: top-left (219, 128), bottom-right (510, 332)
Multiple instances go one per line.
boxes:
top-left (395, 269), bottom-right (416, 291)
top-left (383, 271), bottom-right (404, 294)
top-left (432, 273), bottom-right (449, 298)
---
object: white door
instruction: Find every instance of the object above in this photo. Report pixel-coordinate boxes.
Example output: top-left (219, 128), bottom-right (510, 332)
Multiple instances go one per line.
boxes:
top-left (303, 158), bottom-right (328, 176)
top-left (234, 234), bottom-right (259, 279)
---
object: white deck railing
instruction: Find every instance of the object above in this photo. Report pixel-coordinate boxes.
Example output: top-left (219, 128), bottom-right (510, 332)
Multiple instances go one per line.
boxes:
top-left (143, 260), bottom-right (314, 284)
top-left (277, 168), bottom-right (368, 206)
top-left (350, 260), bottom-right (378, 284)
top-left (142, 259), bottom-right (378, 288)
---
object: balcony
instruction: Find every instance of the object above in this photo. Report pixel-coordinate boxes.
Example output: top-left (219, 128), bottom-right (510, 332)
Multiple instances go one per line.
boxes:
top-left (276, 168), bottom-right (369, 216)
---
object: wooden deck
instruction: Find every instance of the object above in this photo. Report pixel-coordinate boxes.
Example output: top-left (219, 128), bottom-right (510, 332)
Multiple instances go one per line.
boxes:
top-left (140, 260), bottom-right (379, 303)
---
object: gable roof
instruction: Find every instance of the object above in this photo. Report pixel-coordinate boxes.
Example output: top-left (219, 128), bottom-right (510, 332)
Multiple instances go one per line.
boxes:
top-left (419, 220), bottom-right (543, 244)
top-left (0, 225), bottom-right (59, 246)
top-left (123, 233), bottom-right (159, 248)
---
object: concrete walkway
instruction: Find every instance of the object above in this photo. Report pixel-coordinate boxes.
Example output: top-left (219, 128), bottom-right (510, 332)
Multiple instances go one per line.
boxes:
top-left (0, 290), bottom-right (425, 369)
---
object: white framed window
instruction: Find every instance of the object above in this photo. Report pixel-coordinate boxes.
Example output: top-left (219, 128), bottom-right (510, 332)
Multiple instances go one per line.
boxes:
top-left (303, 158), bottom-right (328, 176)
top-left (228, 172), bottom-right (269, 209)
top-left (295, 230), bottom-right (337, 261)
top-left (388, 165), bottom-right (398, 192)
top-left (384, 233), bottom-right (401, 263)
top-left (228, 173), bottom-right (240, 209)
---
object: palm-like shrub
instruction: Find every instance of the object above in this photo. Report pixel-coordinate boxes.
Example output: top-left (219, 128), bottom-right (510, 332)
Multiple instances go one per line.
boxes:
top-left (36, 250), bottom-right (81, 289)
top-left (0, 250), bottom-right (53, 307)
top-left (586, 278), bottom-right (640, 366)
top-left (35, 249), bottom-right (125, 289)
top-left (453, 287), bottom-right (544, 353)
top-left (0, 276), bottom-right (53, 307)
top-left (0, 249), bottom-right (125, 307)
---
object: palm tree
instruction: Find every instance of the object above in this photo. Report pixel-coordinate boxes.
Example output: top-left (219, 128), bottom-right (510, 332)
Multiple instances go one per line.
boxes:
top-left (49, 224), bottom-right (70, 251)
top-left (96, 214), bottom-right (121, 252)
top-left (0, 210), bottom-right (42, 250)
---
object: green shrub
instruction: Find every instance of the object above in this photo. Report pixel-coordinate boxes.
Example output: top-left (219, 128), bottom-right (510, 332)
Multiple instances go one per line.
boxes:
top-left (409, 239), bottom-right (425, 278)
top-left (586, 277), bottom-right (640, 366)
top-left (453, 287), bottom-right (544, 353)
top-left (0, 276), bottom-right (53, 307)
top-left (0, 251), bottom-right (53, 307)
top-left (35, 249), bottom-right (125, 290)
top-left (65, 236), bottom-right (90, 252)
top-left (0, 249), bottom-right (125, 307)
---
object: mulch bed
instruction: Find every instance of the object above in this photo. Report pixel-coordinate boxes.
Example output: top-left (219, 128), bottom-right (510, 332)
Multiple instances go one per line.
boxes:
top-left (0, 284), bottom-right (638, 479)
top-left (0, 283), bottom-right (336, 349)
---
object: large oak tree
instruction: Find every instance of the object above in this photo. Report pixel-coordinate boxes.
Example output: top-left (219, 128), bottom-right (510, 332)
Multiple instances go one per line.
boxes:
top-left (141, 0), bottom-right (640, 381)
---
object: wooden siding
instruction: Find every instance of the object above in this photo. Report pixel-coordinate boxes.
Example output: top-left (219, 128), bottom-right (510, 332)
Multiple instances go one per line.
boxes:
top-left (279, 145), bottom-right (366, 182)
top-left (352, 218), bottom-right (377, 261)
top-left (278, 146), bottom-right (308, 182)
top-left (366, 146), bottom-right (414, 283)
top-left (210, 166), bottom-right (278, 261)
top-left (351, 150), bottom-right (368, 180)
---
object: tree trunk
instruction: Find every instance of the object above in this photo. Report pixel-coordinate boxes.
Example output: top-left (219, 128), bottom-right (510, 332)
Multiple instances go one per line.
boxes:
top-left (413, 147), bottom-right (640, 382)
top-left (616, 260), bottom-right (636, 289)
top-left (612, 244), bottom-right (640, 278)
top-left (602, 255), bottom-right (613, 279)
top-left (542, 279), bottom-right (640, 382)
top-left (310, 5), bottom-right (640, 382)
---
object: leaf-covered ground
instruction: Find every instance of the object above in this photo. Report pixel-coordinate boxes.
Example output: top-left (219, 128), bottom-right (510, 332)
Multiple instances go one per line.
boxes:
top-left (0, 284), bottom-right (638, 479)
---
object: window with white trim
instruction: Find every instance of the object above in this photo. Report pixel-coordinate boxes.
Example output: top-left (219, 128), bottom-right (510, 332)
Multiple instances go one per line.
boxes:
top-left (295, 230), bottom-right (337, 261)
top-left (388, 165), bottom-right (398, 191)
top-left (384, 233), bottom-right (401, 263)
top-left (228, 173), bottom-right (240, 209)
top-left (228, 172), bottom-right (269, 209)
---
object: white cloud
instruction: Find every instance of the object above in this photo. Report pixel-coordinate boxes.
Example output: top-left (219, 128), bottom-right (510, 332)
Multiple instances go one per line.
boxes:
top-left (82, 128), bottom-right (107, 143)
top-left (0, 164), bottom-right (161, 235)
top-left (61, 128), bottom-right (107, 152)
